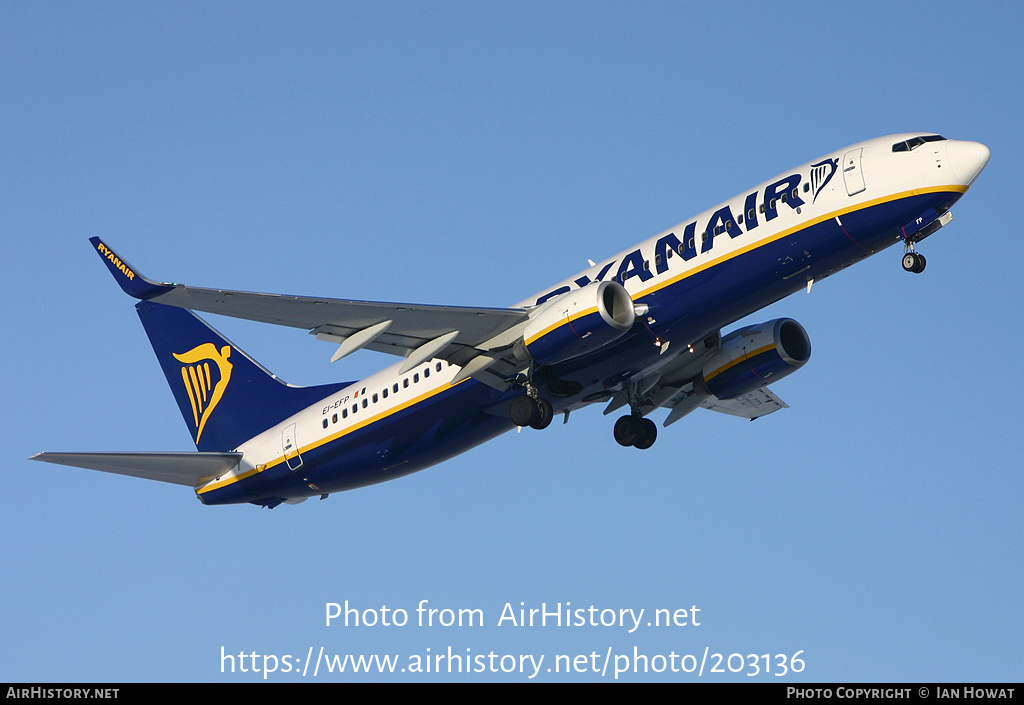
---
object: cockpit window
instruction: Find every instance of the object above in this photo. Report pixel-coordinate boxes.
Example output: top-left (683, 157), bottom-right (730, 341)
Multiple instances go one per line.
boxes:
top-left (892, 135), bottom-right (947, 152)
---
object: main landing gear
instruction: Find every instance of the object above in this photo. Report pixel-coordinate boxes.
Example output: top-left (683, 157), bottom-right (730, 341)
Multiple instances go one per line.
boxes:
top-left (509, 393), bottom-right (553, 430)
top-left (613, 414), bottom-right (657, 449)
top-left (508, 368), bottom-right (555, 430)
top-left (506, 371), bottom-right (658, 448)
top-left (610, 379), bottom-right (658, 449)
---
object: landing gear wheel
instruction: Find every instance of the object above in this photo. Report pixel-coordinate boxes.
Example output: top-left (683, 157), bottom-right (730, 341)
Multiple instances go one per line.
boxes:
top-left (509, 395), bottom-right (540, 427)
top-left (613, 415), bottom-right (642, 447)
top-left (529, 398), bottom-right (553, 430)
top-left (632, 418), bottom-right (658, 449)
top-left (902, 252), bottom-right (926, 273)
top-left (510, 395), bottom-right (553, 429)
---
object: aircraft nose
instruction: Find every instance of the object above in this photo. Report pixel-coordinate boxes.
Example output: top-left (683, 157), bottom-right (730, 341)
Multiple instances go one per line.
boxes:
top-left (945, 140), bottom-right (991, 186)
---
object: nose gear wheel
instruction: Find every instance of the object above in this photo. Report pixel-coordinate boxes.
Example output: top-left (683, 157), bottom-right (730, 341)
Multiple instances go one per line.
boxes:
top-left (902, 251), bottom-right (926, 273)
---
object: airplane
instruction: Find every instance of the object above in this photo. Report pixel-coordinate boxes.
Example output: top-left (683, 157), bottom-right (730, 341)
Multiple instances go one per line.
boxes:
top-left (32, 133), bottom-right (990, 508)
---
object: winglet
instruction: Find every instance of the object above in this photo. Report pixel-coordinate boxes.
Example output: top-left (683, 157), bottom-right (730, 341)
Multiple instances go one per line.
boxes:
top-left (89, 237), bottom-right (175, 299)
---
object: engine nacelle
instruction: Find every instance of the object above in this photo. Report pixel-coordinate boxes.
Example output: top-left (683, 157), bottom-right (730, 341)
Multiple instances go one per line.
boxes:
top-left (518, 281), bottom-right (635, 365)
top-left (697, 318), bottom-right (811, 399)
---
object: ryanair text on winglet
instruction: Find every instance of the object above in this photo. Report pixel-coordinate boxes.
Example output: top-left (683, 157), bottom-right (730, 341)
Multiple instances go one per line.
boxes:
top-left (96, 241), bottom-right (136, 281)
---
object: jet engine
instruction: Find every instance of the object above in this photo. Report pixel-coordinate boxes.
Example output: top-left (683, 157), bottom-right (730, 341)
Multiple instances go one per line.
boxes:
top-left (697, 318), bottom-right (811, 399)
top-left (516, 281), bottom-right (635, 365)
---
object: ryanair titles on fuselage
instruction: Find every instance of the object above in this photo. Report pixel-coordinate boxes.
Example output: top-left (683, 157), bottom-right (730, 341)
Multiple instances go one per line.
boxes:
top-left (533, 160), bottom-right (838, 307)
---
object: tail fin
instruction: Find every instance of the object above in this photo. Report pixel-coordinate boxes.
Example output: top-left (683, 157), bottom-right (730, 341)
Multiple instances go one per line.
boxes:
top-left (136, 301), bottom-right (348, 452)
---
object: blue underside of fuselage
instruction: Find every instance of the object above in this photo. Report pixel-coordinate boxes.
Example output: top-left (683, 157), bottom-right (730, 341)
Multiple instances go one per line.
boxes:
top-left (201, 189), bottom-right (961, 506)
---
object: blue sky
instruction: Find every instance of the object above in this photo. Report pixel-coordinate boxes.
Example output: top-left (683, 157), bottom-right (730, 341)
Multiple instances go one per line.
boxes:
top-left (2, 1), bottom-right (1021, 682)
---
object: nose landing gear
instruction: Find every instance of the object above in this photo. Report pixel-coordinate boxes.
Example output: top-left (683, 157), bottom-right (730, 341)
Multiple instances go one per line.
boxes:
top-left (899, 209), bottom-right (954, 274)
top-left (902, 248), bottom-right (926, 274)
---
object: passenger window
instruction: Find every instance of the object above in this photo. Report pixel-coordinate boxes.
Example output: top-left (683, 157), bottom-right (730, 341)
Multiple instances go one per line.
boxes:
top-left (372, 393), bottom-right (378, 403)
top-left (343, 409), bottom-right (348, 418)
top-left (403, 379), bottom-right (409, 388)
top-left (383, 388), bottom-right (388, 399)
top-left (436, 362), bottom-right (443, 372)
top-left (332, 413), bottom-right (338, 424)
top-left (424, 367), bottom-right (430, 378)
top-left (322, 419), bottom-right (328, 429)
top-left (393, 383), bottom-right (399, 393)
top-left (362, 399), bottom-right (368, 408)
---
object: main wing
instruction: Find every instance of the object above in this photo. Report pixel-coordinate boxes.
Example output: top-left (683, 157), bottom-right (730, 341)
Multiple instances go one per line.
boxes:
top-left (90, 237), bottom-right (530, 384)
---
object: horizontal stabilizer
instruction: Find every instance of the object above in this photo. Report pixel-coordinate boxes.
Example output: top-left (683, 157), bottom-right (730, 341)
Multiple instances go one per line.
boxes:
top-left (30, 451), bottom-right (242, 487)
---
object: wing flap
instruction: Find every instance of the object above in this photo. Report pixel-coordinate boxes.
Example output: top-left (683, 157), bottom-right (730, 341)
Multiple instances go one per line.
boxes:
top-left (30, 452), bottom-right (243, 487)
top-left (700, 387), bottom-right (789, 419)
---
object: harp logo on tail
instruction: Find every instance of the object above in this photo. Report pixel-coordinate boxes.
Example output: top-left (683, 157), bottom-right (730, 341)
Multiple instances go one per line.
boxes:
top-left (173, 344), bottom-right (233, 443)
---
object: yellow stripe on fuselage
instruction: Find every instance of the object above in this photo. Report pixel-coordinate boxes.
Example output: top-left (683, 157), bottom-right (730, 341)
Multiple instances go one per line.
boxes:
top-left (196, 377), bottom-right (469, 495)
top-left (631, 185), bottom-right (967, 304)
